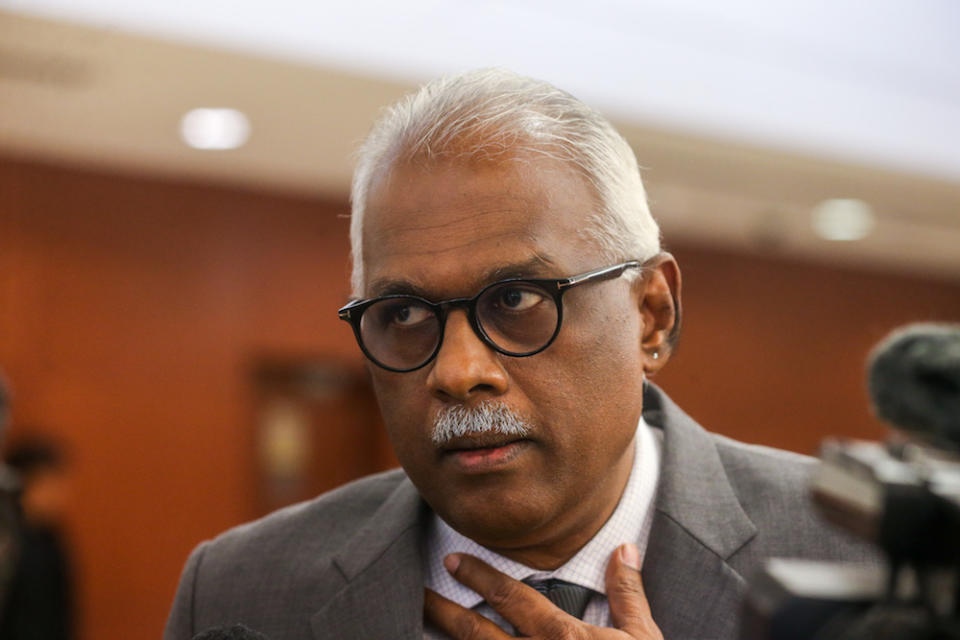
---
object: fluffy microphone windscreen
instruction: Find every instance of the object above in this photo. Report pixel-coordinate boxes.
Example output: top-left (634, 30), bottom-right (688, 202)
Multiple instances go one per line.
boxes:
top-left (867, 323), bottom-right (960, 449)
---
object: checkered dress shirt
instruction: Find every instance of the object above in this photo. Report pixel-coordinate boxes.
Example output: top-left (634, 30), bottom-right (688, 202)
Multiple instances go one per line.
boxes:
top-left (424, 418), bottom-right (661, 637)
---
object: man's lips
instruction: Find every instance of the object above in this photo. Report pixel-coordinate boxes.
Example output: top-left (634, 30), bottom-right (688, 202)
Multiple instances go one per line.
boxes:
top-left (440, 432), bottom-right (528, 452)
top-left (439, 435), bottom-right (531, 473)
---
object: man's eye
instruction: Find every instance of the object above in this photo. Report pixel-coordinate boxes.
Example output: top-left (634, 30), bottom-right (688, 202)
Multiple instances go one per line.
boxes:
top-left (390, 304), bottom-right (431, 326)
top-left (496, 287), bottom-right (544, 312)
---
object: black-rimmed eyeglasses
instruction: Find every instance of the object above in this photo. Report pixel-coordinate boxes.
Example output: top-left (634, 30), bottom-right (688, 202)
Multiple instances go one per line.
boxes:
top-left (338, 260), bottom-right (643, 373)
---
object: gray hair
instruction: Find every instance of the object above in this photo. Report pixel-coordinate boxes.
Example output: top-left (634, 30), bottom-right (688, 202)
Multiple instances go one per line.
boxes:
top-left (349, 68), bottom-right (661, 296)
top-left (432, 402), bottom-right (530, 446)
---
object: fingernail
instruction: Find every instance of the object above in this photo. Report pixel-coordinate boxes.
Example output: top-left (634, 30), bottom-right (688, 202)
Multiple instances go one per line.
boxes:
top-left (443, 554), bottom-right (461, 574)
top-left (620, 543), bottom-right (640, 570)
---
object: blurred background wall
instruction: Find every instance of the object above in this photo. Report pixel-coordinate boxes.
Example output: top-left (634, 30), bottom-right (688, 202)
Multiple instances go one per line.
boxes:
top-left (0, 3), bottom-right (958, 638)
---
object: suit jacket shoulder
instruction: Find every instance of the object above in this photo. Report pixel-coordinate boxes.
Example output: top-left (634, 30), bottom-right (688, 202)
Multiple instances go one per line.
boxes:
top-left (711, 434), bottom-right (874, 565)
top-left (639, 384), bottom-right (877, 639)
top-left (164, 468), bottom-right (426, 640)
top-left (199, 467), bottom-right (410, 565)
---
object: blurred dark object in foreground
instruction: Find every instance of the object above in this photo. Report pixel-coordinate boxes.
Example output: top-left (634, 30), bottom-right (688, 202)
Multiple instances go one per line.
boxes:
top-left (742, 324), bottom-right (960, 640)
top-left (0, 464), bottom-right (18, 601)
top-left (0, 435), bottom-right (74, 640)
top-left (0, 371), bottom-right (18, 605)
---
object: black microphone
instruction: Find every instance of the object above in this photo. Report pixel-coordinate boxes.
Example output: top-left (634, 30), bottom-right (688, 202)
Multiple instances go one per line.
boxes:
top-left (867, 322), bottom-right (960, 449)
top-left (192, 624), bottom-right (270, 640)
top-left (742, 324), bottom-right (960, 640)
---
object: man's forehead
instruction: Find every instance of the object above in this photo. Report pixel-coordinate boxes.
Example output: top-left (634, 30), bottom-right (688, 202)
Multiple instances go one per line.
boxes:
top-left (367, 205), bottom-right (537, 244)
top-left (364, 153), bottom-right (592, 221)
top-left (358, 153), bottom-right (603, 297)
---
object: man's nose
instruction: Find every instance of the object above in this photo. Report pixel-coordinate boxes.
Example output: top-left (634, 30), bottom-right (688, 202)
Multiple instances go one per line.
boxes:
top-left (426, 310), bottom-right (509, 402)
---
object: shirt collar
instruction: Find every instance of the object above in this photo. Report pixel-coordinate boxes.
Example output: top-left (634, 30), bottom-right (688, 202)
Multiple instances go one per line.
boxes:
top-left (423, 417), bottom-right (661, 610)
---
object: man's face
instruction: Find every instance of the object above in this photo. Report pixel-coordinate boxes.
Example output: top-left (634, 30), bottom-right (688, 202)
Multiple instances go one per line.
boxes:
top-left (361, 154), bottom-right (649, 564)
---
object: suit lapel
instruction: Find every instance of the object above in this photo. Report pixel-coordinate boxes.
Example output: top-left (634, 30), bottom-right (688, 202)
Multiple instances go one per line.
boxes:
top-left (310, 477), bottom-right (429, 640)
top-left (641, 384), bottom-right (756, 639)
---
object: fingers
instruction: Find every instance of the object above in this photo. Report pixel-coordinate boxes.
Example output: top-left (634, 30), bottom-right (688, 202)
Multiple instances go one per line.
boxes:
top-left (424, 588), bottom-right (510, 640)
top-left (443, 554), bottom-right (574, 637)
top-left (435, 549), bottom-right (663, 640)
top-left (605, 544), bottom-right (663, 640)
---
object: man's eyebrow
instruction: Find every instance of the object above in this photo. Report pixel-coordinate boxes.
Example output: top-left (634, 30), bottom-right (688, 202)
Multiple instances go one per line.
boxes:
top-left (365, 255), bottom-right (559, 299)
top-left (482, 256), bottom-right (558, 282)
top-left (366, 278), bottom-right (430, 298)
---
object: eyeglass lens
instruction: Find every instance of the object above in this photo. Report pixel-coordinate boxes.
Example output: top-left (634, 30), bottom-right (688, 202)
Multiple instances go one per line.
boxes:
top-left (358, 281), bottom-right (560, 370)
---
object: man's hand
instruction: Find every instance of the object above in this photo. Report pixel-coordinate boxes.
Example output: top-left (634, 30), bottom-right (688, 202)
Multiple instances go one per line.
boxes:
top-left (423, 543), bottom-right (664, 639)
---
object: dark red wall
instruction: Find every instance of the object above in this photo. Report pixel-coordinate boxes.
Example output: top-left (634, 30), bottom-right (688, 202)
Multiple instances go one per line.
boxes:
top-left (1, 156), bottom-right (958, 638)
top-left (0, 157), bottom-right (360, 638)
top-left (657, 245), bottom-right (960, 452)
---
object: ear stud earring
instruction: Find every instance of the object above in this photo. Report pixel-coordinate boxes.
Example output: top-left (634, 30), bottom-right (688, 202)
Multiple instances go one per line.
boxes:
top-left (652, 350), bottom-right (660, 360)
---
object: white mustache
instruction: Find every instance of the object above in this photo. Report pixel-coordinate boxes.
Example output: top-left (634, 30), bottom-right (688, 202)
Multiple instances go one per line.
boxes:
top-left (431, 403), bottom-right (531, 446)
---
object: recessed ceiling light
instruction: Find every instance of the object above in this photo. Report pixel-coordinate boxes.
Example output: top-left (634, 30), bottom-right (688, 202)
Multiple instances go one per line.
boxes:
top-left (811, 198), bottom-right (876, 242)
top-left (180, 108), bottom-right (250, 150)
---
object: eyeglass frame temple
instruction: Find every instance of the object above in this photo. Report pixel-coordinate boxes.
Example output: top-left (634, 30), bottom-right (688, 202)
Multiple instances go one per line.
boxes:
top-left (556, 260), bottom-right (643, 291)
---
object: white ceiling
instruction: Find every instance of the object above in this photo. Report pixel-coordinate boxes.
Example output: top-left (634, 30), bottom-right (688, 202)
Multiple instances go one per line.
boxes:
top-left (8, 0), bottom-right (960, 180)
top-left (1, 5), bottom-right (958, 280)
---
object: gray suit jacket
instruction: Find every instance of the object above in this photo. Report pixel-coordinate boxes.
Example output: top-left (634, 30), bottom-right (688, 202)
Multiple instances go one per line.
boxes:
top-left (164, 385), bottom-right (872, 639)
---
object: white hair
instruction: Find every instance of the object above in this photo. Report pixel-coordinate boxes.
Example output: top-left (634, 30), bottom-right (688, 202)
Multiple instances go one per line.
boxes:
top-left (349, 68), bottom-right (661, 296)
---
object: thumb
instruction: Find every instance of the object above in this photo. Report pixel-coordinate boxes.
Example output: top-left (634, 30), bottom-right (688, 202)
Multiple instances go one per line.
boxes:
top-left (605, 543), bottom-right (663, 639)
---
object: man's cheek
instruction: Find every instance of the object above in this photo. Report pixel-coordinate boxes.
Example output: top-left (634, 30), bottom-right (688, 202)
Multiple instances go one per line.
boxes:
top-left (372, 376), bottom-right (420, 416)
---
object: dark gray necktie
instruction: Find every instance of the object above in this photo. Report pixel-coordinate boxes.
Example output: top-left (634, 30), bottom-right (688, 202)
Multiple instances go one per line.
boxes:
top-left (525, 578), bottom-right (594, 620)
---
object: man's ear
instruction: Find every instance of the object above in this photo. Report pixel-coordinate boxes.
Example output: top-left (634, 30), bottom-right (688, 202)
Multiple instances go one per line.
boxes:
top-left (634, 253), bottom-right (682, 375)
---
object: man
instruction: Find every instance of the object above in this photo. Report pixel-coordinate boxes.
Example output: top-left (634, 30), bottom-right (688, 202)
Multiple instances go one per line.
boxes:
top-left (165, 69), bottom-right (868, 639)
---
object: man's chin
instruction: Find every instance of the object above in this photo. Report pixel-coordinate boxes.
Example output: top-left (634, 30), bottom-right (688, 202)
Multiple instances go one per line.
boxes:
top-left (430, 491), bottom-right (555, 549)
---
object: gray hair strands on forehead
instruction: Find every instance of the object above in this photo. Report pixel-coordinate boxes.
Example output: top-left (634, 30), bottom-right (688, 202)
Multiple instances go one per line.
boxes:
top-left (432, 402), bottom-right (532, 446)
top-left (349, 68), bottom-right (662, 297)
